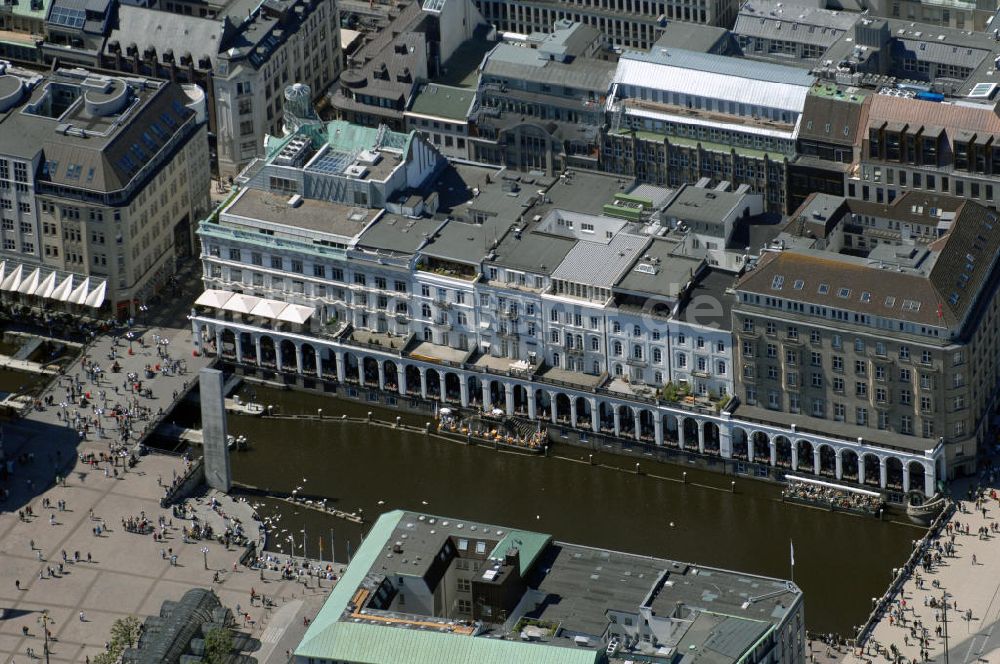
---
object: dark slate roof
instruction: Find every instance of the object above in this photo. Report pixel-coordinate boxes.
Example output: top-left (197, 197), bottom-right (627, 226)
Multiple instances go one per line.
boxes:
top-left (108, 6), bottom-right (222, 65)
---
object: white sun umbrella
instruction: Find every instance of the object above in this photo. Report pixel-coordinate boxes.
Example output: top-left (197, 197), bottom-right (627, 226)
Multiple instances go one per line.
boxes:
top-left (195, 289), bottom-right (234, 309)
top-left (249, 298), bottom-right (288, 320)
top-left (17, 267), bottom-right (40, 295)
top-left (69, 277), bottom-right (90, 305)
top-left (51, 274), bottom-right (74, 302)
top-left (275, 303), bottom-right (313, 324)
top-left (222, 293), bottom-right (262, 314)
top-left (84, 281), bottom-right (107, 308)
top-left (1, 264), bottom-right (23, 292)
top-left (35, 271), bottom-right (57, 299)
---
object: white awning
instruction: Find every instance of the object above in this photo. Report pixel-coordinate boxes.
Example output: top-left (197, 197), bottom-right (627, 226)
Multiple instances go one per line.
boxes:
top-left (195, 289), bottom-right (234, 309)
top-left (17, 268), bottom-right (40, 295)
top-left (784, 474), bottom-right (882, 498)
top-left (52, 275), bottom-right (75, 302)
top-left (249, 298), bottom-right (289, 320)
top-left (1, 264), bottom-right (23, 292)
top-left (221, 293), bottom-right (262, 314)
top-left (35, 272), bottom-right (57, 299)
top-left (275, 303), bottom-right (313, 324)
top-left (69, 278), bottom-right (90, 305)
top-left (84, 281), bottom-right (107, 308)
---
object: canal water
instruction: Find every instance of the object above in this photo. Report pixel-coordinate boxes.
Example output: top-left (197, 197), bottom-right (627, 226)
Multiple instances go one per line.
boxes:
top-left (221, 385), bottom-right (920, 635)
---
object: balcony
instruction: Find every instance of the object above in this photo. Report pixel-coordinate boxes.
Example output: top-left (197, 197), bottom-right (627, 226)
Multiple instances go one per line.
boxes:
top-left (626, 357), bottom-right (648, 367)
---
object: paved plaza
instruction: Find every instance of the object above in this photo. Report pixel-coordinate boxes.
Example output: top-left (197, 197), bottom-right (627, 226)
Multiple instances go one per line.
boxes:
top-left (0, 323), bottom-right (333, 663)
top-left (836, 477), bottom-right (1000, 664)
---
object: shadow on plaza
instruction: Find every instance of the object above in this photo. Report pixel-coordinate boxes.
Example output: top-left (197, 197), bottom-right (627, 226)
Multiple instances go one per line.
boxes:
top-left (1, 415), bottom-right (104, 514)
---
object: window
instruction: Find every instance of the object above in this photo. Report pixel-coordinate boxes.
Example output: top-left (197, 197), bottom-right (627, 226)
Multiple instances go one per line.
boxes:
top-left (742, 319), bottom-right (754, 333)
top-left (810, 330), bottom-right (820, 344)
top-left (921, 350), bottom-right (932, 365)
top-left (766, 344), bottom-right (777, 358)
top-left (832, 356), bottom-right (844, 372)
top-left (901, 416), bottom-right (912, 434)
top-left (900, 389), bottom-right (912, 405)
top-left (856, 407), bottom-right (868, 426)
top-left (920, 395), bottom-right (932, 412)
top-left (742, 341), bottom-right (754, 358)
top-left (811, 351), bottom-right (822, 366)
top-left (717, 360), bottom-right (726, 374)
top-left (652, 348), bottom-right (662, 363)
top-left (716, 341), bottom-right (725, 353)
top-left (787, 326), bottom-right (798, 340)
top-left (899, 345), bottom-right (910, 361)
top-left (251, 252), bottom-right (263, 266)
top-left (290, 259), bottom-right (303, 273)
top-left (313, 264), bottom-right (326, 278)
top-left (855, 360), bottom-right (867, 376)
top-left (855, 382), bottom-right (867, 397)
top-left (812, 373), bottom-right (823, 388)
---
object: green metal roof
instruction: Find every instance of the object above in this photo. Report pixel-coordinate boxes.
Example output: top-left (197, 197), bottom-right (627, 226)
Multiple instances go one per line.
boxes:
top-left (297, 620), bottom-right (600, 664)
top-left (488, 529), bottom-right (550, 577)
top-left (295, 511), bottom-right (592, 664)
top-left (408, 83), bottom-right (475, 123)
top-left (296, 510), bottom-right (405, 656)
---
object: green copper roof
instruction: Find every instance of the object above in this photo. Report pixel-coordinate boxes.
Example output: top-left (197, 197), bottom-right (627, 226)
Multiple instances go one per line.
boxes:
top-left (298, 621), bottom-right (600, 664)
top-left (488, 529), bottom-right (550, 577)
top-left (294, 511), bottom-right (594, 664)
top-left (408, 83), bottom-right (475, 122)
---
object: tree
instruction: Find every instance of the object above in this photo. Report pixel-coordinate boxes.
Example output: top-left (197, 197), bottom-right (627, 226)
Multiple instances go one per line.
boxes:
top-left (110, 616), bottom-right (142, 650)
top-left (203, 627), bottom-right (234, 664)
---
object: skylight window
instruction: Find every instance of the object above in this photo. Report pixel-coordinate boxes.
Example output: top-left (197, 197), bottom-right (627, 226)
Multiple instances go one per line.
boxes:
top-left (860, 291), bottom-right (871, 303)
top-left (818, 283), bottom-right (830, 294)
top-left (884, 296), bottom-right (896, 307)
top-left (901, 299), bottom-right (921, 311)
top-left (771, 275), bottom-right (784, 290)
top-left (837, 287), bottom-right (851, 298)
top-left (793, 279), bottom-right (804, 290)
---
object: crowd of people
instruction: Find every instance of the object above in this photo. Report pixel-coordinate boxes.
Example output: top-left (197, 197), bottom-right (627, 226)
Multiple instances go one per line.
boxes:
top-left (782, 480), bottom-right (884, 515)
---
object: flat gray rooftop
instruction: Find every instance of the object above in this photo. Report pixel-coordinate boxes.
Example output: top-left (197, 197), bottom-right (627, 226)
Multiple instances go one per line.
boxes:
top-left (615, 238), bottom-right (698, 298)
top-left (674, 268), bottom-right (737, 330)
top-left (542, 171), bottom-right (632, 217)
top-left (663, 186), bottom-right (747, 226)
top-left (356, 214), bottom-right (444, 256)
top-left (224, 188), bottom-right (374, 239)
top-left (487, 228), bottom-right (576, 275)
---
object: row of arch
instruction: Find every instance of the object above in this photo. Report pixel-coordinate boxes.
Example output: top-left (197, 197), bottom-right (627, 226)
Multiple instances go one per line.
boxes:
top-left (205, 325), bottom-right (936, 495)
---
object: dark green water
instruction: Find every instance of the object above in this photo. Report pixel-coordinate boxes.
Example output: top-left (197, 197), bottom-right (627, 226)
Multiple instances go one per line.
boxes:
top-left (226, 386), bottom-right (921, 635)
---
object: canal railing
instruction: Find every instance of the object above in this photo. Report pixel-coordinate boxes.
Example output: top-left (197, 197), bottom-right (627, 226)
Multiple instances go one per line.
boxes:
top-left (853, 498), bottom-right (956, 647)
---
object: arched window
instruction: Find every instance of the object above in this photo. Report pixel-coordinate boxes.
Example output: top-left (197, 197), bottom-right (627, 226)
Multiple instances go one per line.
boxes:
top-left (613, 341), bottom-right (622, 356)
top-left (421, 304), bottom-right (432, 318)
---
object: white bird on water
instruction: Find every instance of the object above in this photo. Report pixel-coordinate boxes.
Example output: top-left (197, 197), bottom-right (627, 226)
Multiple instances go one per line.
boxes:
top-left (377, 500), bottom-right (385, 506)
top-left (421, 500), bottom-right (428, 505)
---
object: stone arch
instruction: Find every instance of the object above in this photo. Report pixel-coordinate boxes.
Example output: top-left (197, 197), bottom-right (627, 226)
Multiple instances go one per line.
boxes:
top-left (239, 332), bottom-right (255, 363)
top-left (575, 397), bottom-right (591, 428)
top-left (908, 461), bottom-right (927, 496)
top-left (512, 384), bottom-right (529, 415)
top-left (425, 368), bottom-right (442, 400)
top-left (796, 440), bottom-right (814, 473)
top-left (732, 427), bottom-right (749, 460)
top-left (840, 449), bottom-right (860, 483)
top-left (405, 365), bottom-right (422, 396)
top-left (819, 444), bottom-right (837, 477)
top-left (886, 456), bottom-right (904, 490)
top-left (259, 335), bottom-right (276, 367)
top-left (279, 339), bottom-right (296, 371)
top-left (320, 348), bottom-right (336, 378)
top-left (382, 359), bottom-right (398, 390)
top-left (662, 414), bottom-right (679, 446)
top-left (535, 389), bottom-right (552, 420)
top-left (342, 352), bottom-right (360, 382)
top-left (361, 356), bottom-right (380, 386)
top-left (443, 372), bottom-right (461, 402)
top-left (301, 343), bottom-right (317, 375)
top-left (617, 404), bottom-right (636, 436)
top-left (638, 409), bottom-right (655, 441)
top-left (862, 453), bottom-right (880, 487)
top-left (220, 329), bottom-right (236, 359)
top-left (682, 417), bottom-right (699, 450)
top-left (488, 381), bottom-right (503, 409)
top-left (774, 435), bottom-right (792, 468)
top-left (751, 431), bottom-right (769, 463)
top-left (466, 375), bottom-right (482, 405)
top-left (554, 393), bottom-right (572, 423)
top-left (703, 421), bottom-right (720, 454)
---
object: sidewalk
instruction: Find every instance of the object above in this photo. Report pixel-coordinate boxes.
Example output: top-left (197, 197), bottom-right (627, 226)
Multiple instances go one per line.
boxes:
top-left (843, 481), bottom-right (1000, 664)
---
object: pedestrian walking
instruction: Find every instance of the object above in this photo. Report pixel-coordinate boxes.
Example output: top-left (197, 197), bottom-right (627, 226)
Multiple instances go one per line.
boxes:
top-left (79, 611), bottom-right (85, 622)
